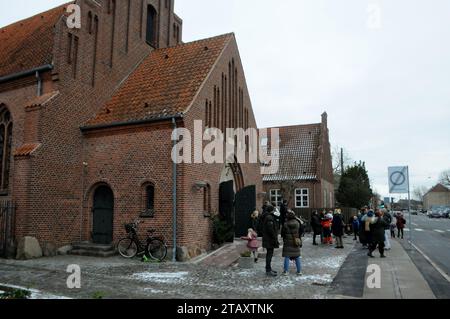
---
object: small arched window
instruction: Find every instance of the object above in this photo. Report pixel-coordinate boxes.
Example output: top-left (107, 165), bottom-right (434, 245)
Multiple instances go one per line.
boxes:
top-left (87, 11), bottom-right (93, 34)
top-left (140, 183), bottom-right (155, 218)
top-left (146, 5), bottom-right (157, 47)
top-left (0, 107), bottom-right (13, 193)
top-left (146, 184), bottom-right (155, 211)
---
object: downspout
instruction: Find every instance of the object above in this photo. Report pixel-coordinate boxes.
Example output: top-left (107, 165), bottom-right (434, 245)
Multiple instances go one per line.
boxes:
top-left (172, 117), bottom-right (178, 262)
top-left (36, 71), bottom-right (42, 96)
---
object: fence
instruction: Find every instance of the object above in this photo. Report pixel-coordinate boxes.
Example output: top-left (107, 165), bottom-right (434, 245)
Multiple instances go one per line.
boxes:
top-left (0, 200), bottom-right (15, 258)
top-left (292, 207), bottom-right (358, 232)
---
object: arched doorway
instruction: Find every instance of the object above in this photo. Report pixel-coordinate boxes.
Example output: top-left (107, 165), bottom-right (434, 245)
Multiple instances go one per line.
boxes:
top-left (92, 185), bottom-right (114, 244)
top-left (219, 160), bottom-right (256, 239)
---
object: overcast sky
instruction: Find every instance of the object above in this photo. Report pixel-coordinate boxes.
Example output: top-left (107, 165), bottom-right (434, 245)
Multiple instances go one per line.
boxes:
top-left (1, 0), bottom-right (449, 200)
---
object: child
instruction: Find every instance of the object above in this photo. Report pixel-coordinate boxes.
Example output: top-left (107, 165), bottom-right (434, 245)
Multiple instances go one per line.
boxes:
top-left (321, 215), bottom-right (333, 245)
top-left (352, 216), bottom-right (360, 241)
top-left (241, 228), bottom-right (259, 263)
top-left (390, 222), bottom-right (396, 239)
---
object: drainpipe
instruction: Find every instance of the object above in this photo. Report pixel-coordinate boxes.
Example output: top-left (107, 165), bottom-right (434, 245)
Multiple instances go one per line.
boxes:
top-left (172, 117), bottom-right (178, 262)
top-left (35, 71), bottom-right (42, 96)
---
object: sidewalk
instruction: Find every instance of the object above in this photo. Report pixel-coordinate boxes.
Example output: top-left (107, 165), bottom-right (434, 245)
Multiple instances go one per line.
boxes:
top-left (362, 239), bottom-right (435, 299)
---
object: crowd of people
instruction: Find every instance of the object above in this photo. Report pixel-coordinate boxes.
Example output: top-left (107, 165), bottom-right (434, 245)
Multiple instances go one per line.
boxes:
top-left (240, 201), bottom-right (408, 277)
top-left (355, 207), bottom-right (407, 257)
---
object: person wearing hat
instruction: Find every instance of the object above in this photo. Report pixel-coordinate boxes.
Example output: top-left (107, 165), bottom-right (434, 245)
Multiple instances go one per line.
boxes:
top-left (281, 210), bottom-right (303, 276)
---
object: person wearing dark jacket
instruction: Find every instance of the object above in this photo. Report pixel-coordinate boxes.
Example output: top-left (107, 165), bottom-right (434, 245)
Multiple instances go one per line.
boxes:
top-left (280, 200), bottom-right (288, 231)
top-left (352, 216), bottom-right (360, 241)
top-left (332, 211), bottom-right (345, 248)
top-left (368, 211), bottom-right (389, 258)
top-left (281, 211), bottom-right (302, 275)
top-left (396, 214), bottom-right (406, 239)
top-left (261, 205), bottom-right (279, 277)
top-left (310, 211), bottom-right (322, 246)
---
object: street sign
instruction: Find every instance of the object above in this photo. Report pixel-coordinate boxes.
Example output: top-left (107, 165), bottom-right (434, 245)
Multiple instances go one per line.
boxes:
top-left (388, 166), bottom-right (413, 248)
top-left (388, 166), bottom-right (409, 194)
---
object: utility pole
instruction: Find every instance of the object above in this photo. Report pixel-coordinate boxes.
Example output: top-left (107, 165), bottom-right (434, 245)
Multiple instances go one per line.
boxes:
top-left (340, 148), bottom-right (344, 175)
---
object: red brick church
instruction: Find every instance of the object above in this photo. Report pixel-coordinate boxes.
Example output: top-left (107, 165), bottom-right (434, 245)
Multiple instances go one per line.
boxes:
top-left (0, 0), bottom-right (263, 259)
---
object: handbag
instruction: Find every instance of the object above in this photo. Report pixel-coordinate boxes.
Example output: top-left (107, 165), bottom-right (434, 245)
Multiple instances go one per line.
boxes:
top-left (290, 225), bottom-right (302, 248)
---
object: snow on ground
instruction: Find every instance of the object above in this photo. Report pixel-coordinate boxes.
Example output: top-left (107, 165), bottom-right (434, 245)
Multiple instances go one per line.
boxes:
top-left (143, 287), bottom-right (165, 294)
top-left (0, 283), bottom-right (70, 299)
top-left (130, 272), bottom-right (189, 283)
top-left (306, 256), bottom-right (345, 270)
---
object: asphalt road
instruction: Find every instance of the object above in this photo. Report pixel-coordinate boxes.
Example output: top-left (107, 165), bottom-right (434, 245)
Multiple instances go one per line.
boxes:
top-left (402, 213), bottom-right (450, 279)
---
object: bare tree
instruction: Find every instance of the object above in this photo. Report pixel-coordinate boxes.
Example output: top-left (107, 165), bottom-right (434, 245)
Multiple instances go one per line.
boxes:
top-left (439, 169), bottom-right (450, 187)
top-left (412, 185), bottom-right (428, 202)
top-left (332, 145), bottom-right (352, 175)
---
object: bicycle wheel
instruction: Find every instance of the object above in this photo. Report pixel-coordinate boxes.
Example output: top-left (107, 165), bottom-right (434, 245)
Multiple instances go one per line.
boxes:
top-left (117, 238), bottom-right (138, 258)
top-left (147, 239), bottom-right (167, 262)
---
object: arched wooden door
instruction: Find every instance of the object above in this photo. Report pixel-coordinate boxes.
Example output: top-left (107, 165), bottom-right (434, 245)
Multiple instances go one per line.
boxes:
top-left (92, 186), bottom-right (114, 244)
top-left (235, 185), bottom-right (256, 237)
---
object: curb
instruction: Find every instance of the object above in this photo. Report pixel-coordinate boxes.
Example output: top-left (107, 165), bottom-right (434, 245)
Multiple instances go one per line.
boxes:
top-left (409, 241), bottom-right (450, 283)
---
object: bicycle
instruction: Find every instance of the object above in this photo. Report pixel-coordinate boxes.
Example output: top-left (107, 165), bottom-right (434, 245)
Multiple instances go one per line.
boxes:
top-left (117, 219), bottom-right (168, 262)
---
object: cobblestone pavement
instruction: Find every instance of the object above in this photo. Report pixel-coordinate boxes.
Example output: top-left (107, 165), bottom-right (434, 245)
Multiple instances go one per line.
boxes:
top-left (0, 235), bottom-right (356, 299)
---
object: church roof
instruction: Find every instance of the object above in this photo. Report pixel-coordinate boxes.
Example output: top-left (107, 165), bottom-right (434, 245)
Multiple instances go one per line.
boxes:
top-left (84, 33), bottom-right (234, 128)
top-left (0, 3), bottom-right (70, 78)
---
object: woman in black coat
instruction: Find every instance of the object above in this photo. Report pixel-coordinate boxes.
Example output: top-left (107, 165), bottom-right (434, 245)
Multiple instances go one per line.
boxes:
top-left (261, 206), bottom-right (279, 276)
top-left (368, 211), bottom-right (389, 258)
top-left (332, 212), bottom-right (345, 249)
top-left (310, 211), bottom-right (322, 246)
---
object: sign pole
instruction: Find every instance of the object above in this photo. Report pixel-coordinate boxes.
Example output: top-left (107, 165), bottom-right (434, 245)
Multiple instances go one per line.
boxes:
top-left (407, 166), bottom-right (412, 248)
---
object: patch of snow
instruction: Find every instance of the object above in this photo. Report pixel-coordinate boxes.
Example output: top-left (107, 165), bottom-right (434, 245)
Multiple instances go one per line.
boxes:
top-left (0, 283), bottom-right (70, 299)
top-left (143, 287), bottom-right (165, 294)
top-left (298, 274), bottom-right (333, 283)
top-left (306, 256), bottom-right (345, 269)
top-left (131, 272), bottom-right (189, 283)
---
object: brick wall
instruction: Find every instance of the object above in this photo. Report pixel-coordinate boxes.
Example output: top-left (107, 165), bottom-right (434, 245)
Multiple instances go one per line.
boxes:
top-left (3, 0), bottom-right (182, 246)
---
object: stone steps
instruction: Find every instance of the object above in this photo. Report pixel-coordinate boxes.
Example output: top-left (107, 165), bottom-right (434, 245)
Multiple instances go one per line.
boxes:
top-left (69, 242), bottom-right (116, 258)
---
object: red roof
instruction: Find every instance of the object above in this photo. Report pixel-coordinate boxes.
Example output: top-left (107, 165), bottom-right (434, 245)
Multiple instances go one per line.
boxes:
top-left (85, 33), bottom-right (233, 128)
top-left (261, 124), bottom-right (322, 181)
top-left (0, 3), bottom-right (70, 78)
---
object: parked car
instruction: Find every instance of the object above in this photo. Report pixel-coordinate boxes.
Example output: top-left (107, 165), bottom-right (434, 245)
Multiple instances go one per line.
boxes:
top-left (442, 209), bottom-right (450, 218)
top-left (428, 210), bottom-right (442, 218)
top-left (410, 210), bottom-right (418, 215)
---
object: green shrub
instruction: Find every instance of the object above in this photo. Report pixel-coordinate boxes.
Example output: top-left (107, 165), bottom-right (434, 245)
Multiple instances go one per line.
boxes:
top-left (0, 288), bottom-right (31, 299)
top-left (212, 214), bottom-right (234, 245)
top-left (92, 291), bottom-right (105, 299)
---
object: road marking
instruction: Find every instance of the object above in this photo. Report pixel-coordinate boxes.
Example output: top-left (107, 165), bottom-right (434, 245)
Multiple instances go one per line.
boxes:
top-left (434, 230), bottom-right (445, 233)
top-left (415, 229), bottom-right (424, 232)
top-left (410, 242), bottom-right (450, 283)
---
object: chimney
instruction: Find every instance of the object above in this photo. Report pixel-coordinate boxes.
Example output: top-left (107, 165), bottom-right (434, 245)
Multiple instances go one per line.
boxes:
top-left (321, 112), bottom-right (328, 128)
